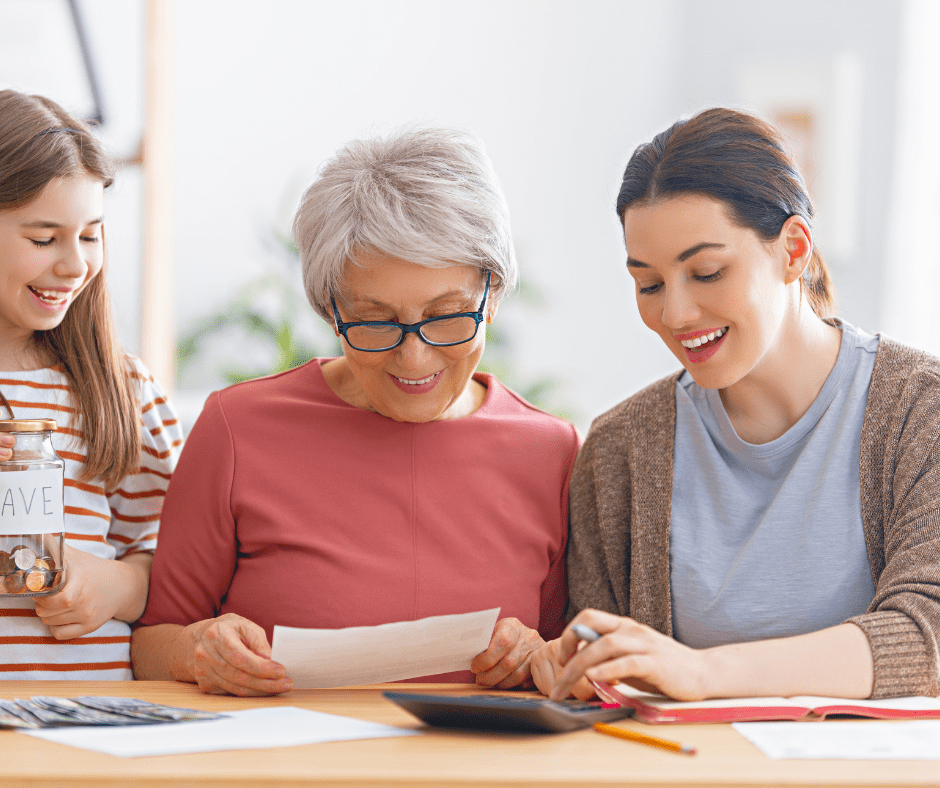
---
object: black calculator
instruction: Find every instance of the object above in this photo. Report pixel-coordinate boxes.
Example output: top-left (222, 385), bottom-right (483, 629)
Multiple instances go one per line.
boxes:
top-left (383, 691), bottom-right (632, 733)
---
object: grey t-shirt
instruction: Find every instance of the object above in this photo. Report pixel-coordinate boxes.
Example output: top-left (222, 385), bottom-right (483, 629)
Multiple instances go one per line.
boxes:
top-left (669, 321), bottom-right (879, 649)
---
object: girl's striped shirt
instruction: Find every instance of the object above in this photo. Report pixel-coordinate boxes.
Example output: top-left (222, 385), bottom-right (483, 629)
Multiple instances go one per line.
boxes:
top-left (0, 356), bottom-right (183, 679)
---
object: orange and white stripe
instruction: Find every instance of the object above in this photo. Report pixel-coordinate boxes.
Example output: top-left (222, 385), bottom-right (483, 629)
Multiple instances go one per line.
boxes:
top-left (0, 356), bottom-right (183, 679)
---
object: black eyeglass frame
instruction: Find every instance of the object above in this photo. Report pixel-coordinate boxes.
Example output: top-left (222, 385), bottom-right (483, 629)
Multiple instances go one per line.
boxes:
top-left (330, 271), bottom-right (491, 353)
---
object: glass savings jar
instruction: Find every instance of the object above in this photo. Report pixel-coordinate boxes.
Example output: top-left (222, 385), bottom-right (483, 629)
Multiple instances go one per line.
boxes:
top-left (0, 420), bottom-right (66, 596)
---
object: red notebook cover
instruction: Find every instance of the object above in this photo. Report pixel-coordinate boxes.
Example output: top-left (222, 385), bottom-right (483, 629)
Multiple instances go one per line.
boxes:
top-left (590, 680), bottom-right (940, 724)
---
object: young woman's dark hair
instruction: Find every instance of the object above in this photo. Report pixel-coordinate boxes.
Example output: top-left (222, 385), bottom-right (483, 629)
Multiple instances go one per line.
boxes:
top-left (615, 108), bottom-right (835, 317)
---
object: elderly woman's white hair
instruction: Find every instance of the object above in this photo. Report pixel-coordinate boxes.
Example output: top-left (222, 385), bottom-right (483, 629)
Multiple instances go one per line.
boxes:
top-left (292, 125), bottom-right (518, 322)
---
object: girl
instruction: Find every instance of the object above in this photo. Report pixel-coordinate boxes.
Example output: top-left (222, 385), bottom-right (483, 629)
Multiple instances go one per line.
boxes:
top-left (533, 108), bottom-right (940, 702)
top-left (0, 89), bottom-right (183, 679)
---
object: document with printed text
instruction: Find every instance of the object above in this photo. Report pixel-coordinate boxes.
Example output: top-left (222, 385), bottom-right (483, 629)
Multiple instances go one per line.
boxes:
top-left (271, 608), bottom-right (500, 688)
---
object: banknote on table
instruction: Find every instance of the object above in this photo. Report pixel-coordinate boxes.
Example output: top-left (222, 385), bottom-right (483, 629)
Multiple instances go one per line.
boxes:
top-left (0, 700), bottom-right (42, 729)
top-left (30, 697), bottom-right (133, 725)
top-left (72, 696), bottom-right (224, 723)
top-left (12, 699), bottom-right (81, 727)
top-left (0, 697), bottom-right (226, 729)
top-left (30, 697), bottom-right (164, 726)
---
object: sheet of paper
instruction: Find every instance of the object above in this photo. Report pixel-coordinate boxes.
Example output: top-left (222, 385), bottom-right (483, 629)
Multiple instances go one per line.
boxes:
top-left (734, 720), bottom-right (940, 760)
top-left (271, 608), bottom-right (499, 688)
top-left (22, 706), bottom-right (420, 758)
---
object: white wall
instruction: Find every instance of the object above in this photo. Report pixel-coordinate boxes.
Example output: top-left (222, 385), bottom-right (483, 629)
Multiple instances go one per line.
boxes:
top-left (0, 0), bottom-right (912, 434)
top-left (166, 0), bottom-right (683, 430)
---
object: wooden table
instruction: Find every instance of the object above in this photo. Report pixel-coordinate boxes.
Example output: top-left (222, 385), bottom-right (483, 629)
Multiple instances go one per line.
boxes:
top-left (0, 681), bottom-right (937, 787)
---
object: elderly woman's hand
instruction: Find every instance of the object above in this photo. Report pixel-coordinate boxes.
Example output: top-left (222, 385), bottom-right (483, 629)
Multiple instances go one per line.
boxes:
top-left (530, 636), bottom-right (597, 700)
top-left (470, 617), bottom-right (544, 689)
top-left (187, 613), bottom-right (293, 697)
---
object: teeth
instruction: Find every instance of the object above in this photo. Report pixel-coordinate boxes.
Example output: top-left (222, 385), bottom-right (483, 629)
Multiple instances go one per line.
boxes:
top-left (395, 372), bottom-right (438, 385)
top-left (30, 287), bottom-right (69, 304)
top-left (680, 327), bottom-right (726, 349)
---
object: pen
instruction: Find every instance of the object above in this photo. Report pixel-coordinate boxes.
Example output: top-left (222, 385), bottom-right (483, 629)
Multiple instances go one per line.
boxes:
top-left (593, 722), bottom-right (697, 755)
top-left (571, 623), bottom-right (601, 643)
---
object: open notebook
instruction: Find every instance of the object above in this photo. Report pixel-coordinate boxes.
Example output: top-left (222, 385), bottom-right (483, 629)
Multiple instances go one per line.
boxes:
top-left (590, 680), bottom-right (940, 724)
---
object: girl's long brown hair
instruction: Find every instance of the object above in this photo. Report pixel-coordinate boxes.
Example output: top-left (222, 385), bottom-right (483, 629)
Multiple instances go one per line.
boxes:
top-left (0, 90), bottom-right (140, 489)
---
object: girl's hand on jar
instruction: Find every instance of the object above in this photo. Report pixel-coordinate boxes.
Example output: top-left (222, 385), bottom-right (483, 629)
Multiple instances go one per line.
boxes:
top-left (33, 545), bottom-right (142, 639)
top-left (0, 433), bottom-right (14, 462)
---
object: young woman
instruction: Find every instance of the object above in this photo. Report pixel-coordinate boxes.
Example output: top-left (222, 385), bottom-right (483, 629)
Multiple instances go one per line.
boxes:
top-left (532, 108), bottom-right (940, 702)
top-left (0, 90), bottom-right (183, 678)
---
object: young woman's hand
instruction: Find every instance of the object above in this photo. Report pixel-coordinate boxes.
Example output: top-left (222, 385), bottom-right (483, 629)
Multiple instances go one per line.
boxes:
top-left (537, 609), bottom-right (710, 702)
top-left (184, 613), bottom-right (293, 696)
top-left (33, 545), bottom-right (150, 639)
top-left (470, 616), bottom-right (544, 689)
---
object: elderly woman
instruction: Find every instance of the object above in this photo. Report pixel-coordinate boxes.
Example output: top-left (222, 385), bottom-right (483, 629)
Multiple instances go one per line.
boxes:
top-left (131, 127), bottom-right (578, 696)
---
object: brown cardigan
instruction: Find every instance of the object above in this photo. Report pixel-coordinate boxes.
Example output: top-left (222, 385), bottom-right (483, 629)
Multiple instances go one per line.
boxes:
top-left (567, 335), bottom-right (940, 698)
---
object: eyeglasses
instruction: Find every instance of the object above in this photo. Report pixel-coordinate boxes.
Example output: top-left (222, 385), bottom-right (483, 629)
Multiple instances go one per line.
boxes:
top-left (330, 271), bottom-right (490, 353)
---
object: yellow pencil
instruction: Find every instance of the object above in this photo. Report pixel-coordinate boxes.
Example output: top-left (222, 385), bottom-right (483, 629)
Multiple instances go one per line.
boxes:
top-left (593, 722), bottom-right (697, 755)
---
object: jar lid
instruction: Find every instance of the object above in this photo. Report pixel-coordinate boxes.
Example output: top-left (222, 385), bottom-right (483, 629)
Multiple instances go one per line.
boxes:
top-left (0, 419), bottom-right (57, 432)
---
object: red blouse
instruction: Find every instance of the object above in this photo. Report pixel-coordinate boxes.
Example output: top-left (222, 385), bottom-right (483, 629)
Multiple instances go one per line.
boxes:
top-left (139, 359), bottom-right (578, 682)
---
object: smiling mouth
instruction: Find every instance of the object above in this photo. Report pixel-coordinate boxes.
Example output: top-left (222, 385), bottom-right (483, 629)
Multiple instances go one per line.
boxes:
top-left (29, 286), bottom-right (70, 306)
top-left (679, 327), bottom-right (727, 350)
top-left (394, 372), bottom-right (440, 386)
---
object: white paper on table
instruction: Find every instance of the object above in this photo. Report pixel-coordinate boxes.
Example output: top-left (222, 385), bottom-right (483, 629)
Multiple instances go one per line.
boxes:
top-left (734, 720), bottom-right (940, 760)
top-left (22, 706), bottom-right (420, 758)
top-left (271, 608), bottom-right (499, 688)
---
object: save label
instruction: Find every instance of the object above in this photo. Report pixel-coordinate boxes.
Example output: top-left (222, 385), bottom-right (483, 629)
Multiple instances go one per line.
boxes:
top-left (0, 469), bottom-right (64, 535)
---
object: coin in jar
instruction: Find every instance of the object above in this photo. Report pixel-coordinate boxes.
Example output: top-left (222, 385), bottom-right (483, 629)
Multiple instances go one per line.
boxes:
top-left (25, 568), bottom-right (50, 592)
top-left (4, 571), bottom-right (26, 594)
top-left (0, 551), bottom-right (14, 575)
top-left (11, 546), bottom-right (37, 571)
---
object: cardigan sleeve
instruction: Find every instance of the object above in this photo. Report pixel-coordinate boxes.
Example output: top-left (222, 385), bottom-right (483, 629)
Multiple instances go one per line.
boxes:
top-left (850, 344), bottom-right (940, 698)
top-left (566, 374), bottom-right (679, 629)
top-left (565, 425), bottom-right (629, 620)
